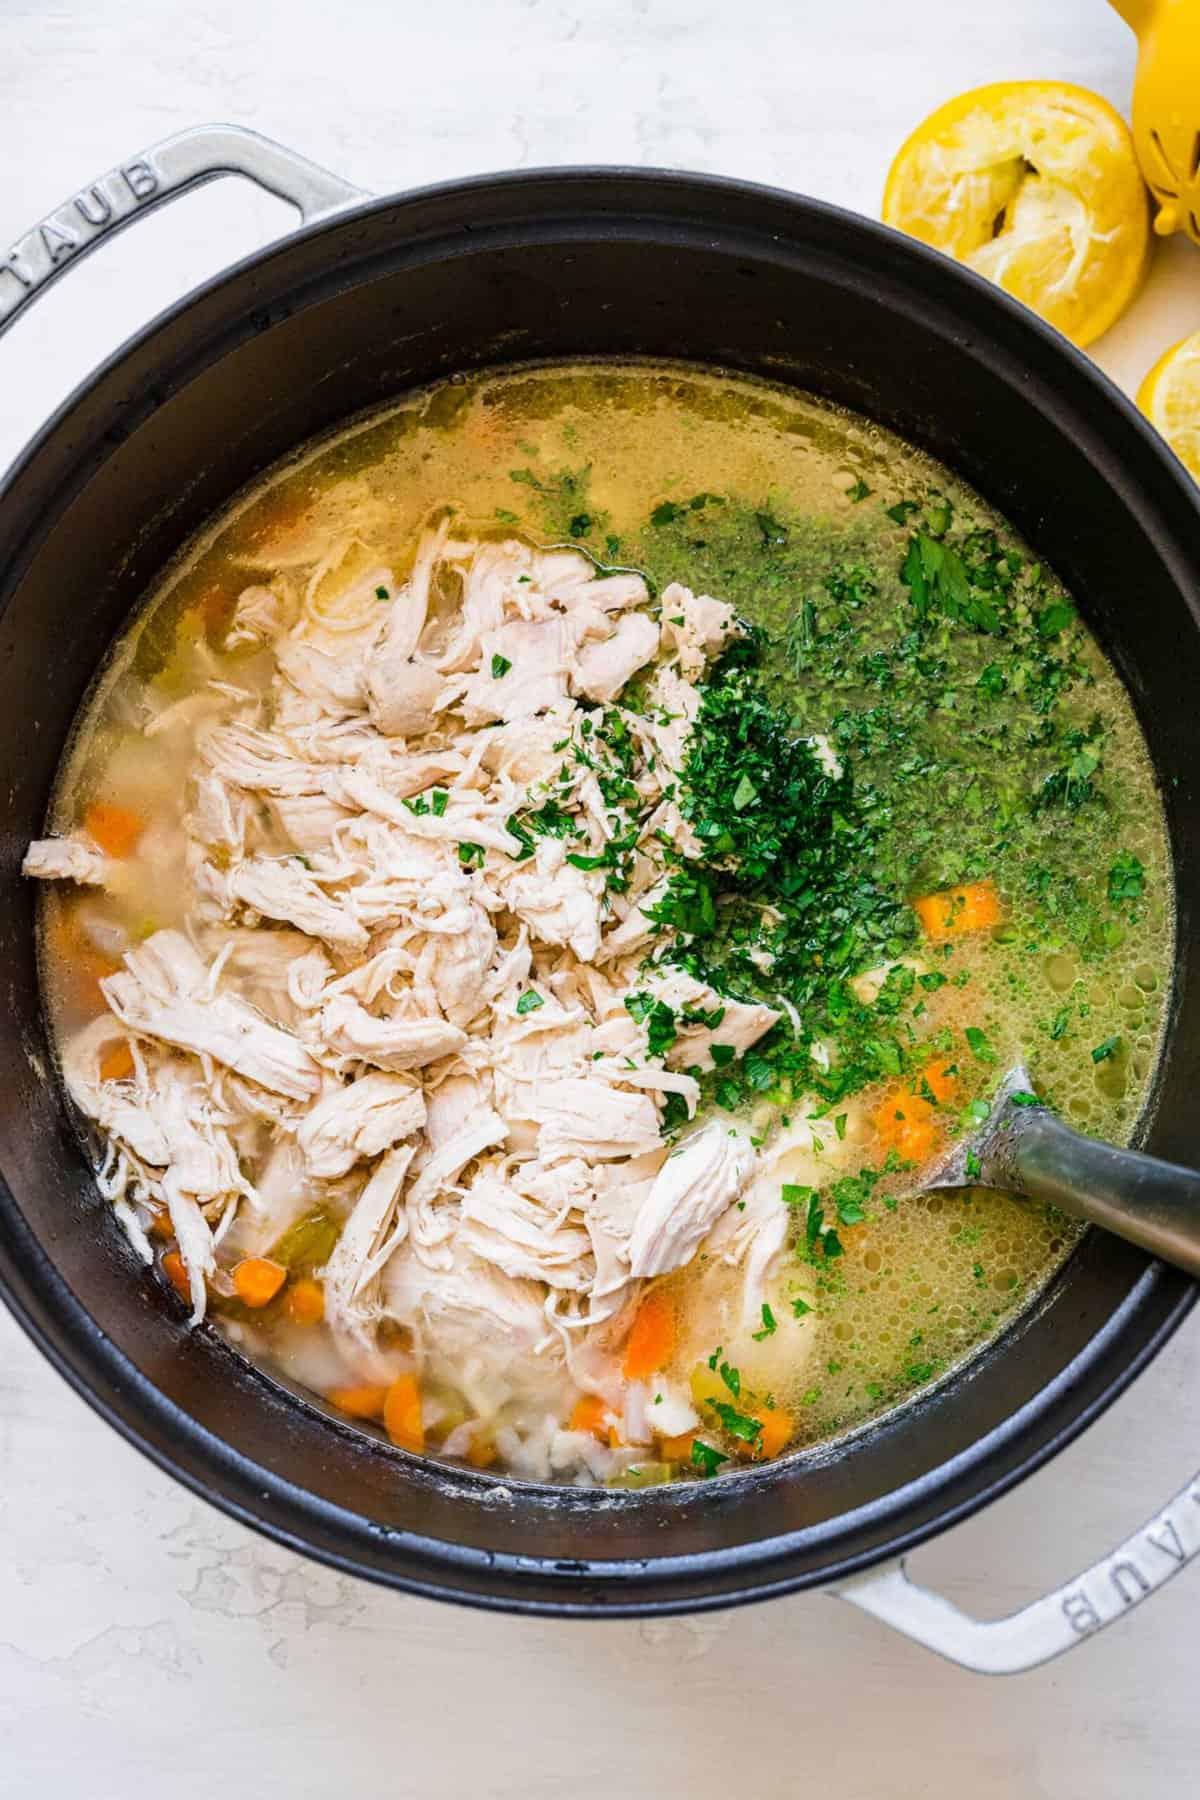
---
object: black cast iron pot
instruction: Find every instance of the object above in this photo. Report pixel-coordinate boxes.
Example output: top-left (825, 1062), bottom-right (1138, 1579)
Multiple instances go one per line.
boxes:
top-left (0, 126), bottom-right (1196, 1667)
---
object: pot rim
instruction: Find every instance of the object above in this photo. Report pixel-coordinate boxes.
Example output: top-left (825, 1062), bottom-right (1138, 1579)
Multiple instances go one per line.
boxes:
top-left (0, 161), bottom-right (1195, 1614)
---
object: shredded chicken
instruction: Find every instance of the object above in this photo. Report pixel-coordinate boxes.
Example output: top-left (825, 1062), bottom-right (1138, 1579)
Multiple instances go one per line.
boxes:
top-left (24, 836), bottom-right (108, 885)
top-left (26, 529), bottom-right (816, 1483)
top-left (297, 1073), bottom-right (426, 1178)
top-left (101, 931), bottom-right (322, 1101)
top-left (628, 1121), bottom-right (757, 1277)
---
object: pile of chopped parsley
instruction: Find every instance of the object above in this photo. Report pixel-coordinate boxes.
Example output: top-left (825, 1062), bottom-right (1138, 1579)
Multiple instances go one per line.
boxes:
top-left (507, 465), bottom-right (1155, 1135)
top-left (645, 641), bottom-right (920, 1112)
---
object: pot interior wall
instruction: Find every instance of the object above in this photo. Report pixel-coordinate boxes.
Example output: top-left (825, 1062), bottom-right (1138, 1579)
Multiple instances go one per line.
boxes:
top-left (0, 173), bottom-right (1194, 1609)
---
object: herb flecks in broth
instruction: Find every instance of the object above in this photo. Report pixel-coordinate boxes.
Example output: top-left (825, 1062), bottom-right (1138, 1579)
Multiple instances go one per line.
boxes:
top-left (32, 363), bottom-right (1171, 1482)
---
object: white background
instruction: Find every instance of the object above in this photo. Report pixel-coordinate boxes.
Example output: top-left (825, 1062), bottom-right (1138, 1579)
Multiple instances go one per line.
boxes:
top-left (1, 2), bottom-right (1199, 1794)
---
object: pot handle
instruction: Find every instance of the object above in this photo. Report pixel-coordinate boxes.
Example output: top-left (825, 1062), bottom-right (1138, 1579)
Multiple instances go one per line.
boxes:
top-left (0, 123), bottom-right (368, 338)
top-left (829, 1461), bottom-right (1200, 1673)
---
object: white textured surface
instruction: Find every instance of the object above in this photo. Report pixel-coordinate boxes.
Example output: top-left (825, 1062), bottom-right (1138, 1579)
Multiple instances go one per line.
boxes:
top-left (1, 2), bottom-right (1199, 1793)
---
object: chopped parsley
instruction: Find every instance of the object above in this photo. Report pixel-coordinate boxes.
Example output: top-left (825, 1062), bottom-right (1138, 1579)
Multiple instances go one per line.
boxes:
top-left (691, 1440), bottom-right (728, 1476)
top-left (624, 992), bottom-right (678, 1058)
top-left (491, 653), bottom-right (512, 680)
top-left (1107, 852), bottom-right (1145, 904)
top-left (712, 1401), bottom-right (762, 1444)
top-left (515, 990), bottom-right (544, 1016)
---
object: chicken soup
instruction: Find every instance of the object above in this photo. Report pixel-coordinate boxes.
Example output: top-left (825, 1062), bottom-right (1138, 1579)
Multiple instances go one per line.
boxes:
top-left (27, 362), bottom-right (1172, 1486)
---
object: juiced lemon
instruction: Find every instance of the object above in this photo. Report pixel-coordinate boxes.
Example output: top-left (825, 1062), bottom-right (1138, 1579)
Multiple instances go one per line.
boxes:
top-left (1138, 330), bottom-right (1200, 479)
top-left (883, 81), bottom-right (1150, 348)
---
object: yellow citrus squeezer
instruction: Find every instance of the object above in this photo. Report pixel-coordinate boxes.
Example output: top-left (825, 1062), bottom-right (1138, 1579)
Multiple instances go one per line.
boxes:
top-left (1110, 0), bottom-right (1200, 240)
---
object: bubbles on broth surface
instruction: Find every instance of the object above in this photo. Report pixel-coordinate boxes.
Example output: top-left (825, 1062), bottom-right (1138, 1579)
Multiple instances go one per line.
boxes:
top-left (38, 362), bottom-right (1173, 1478)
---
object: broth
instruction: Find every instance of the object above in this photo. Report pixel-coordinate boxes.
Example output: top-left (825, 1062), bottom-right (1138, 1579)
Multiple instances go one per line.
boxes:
top-left (33, 362), bottom-right (1172, 1485)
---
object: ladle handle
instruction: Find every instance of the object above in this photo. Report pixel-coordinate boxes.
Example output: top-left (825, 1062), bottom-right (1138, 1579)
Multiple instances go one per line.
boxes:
top-left (982, 1104), bottom-right (1200, 1280)
top-left (0, 124), bottom-right (367, 339)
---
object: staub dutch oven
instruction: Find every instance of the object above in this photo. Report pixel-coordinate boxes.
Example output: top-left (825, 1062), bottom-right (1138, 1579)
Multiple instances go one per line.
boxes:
top-left (0, 125), bottom-right (1197, 1672)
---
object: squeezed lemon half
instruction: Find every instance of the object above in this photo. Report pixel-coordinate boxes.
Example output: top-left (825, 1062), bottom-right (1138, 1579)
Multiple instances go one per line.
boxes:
top-left (1138, 331), bottom-right (1200, 480)
top-left (883, 81), bottom-right (1150, 348)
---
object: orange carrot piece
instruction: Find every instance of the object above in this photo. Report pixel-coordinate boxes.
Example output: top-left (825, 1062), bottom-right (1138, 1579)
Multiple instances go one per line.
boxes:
top-left (753, 1407), bottom-right (794, 1460)
top-left (232, 1257), bottom-right (287, 1309)
top-left (659, 1431), bottom-right (699, 1461)
top-left (874, 1059), bottom-right (958, 1166)
top-left (285, 1277), bottom-right (325, 1326)
top-left (98, 1041), bottom-right (134, 1083)
top-left (328, 1385), bottom-right (387, 1420)
top-left (922, 1057), bottom-right (958, 1104)
top-left (568, 1393), bottom-right (611, 1440)
top-left (875, 1099), bottom-right (936, 1165)
top-left (84, 801), bottom-right (144, 859)
top-left (466, 1434), bottom-right (497, 1470)
top-left (912, 880), bottom-right (1002, 941)
top-left (383, 1373), bottom-right (424, 1452)
top-left (161, 1250), bottom-right (191, 1302)
top-left (729, 1405), bottom-right (794, 1462)
top-left (622, 1289), bottom-right (676, 1380)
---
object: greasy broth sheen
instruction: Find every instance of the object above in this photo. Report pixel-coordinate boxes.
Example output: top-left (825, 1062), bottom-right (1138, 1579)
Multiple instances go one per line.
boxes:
top-left (41, 362), bottom-right (1173, 1474)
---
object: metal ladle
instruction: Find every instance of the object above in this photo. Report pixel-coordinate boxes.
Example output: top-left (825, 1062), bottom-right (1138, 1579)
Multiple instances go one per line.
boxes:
top-left (909, 1064), bottom-right (1200, 1278)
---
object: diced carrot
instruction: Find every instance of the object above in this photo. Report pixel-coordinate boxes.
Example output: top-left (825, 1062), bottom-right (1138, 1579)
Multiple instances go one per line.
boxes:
top-left (568, 1393), bottom-right (611, 1440)
top-left (284, 1276), bottom-right (325, 1326)
top-left (622, 1289), bottom-right (676, 1381)
top-left (876, 1099), bottom-right (936, 1165)
top-left (383, 1373), bottom-right (424, 1452)
top-left (84, 801), bottom-right (144, 859)
top-left (466, 1433), bottom-right (497, 1470)
top-left (912, 880), bottom-right (1002, 941)
top-left (659, 1431), bottom-right (698, 1461)
top-left (728, 1405), bottom-right (794, 1462)
top-left (161, 1250), bottom-right (191, 1302)
top-left (752, 1406), bottom-right (794, 1460)
top-left (98, 1041), bottom-right (134, 1083)
top-left (922, 1057), bottom-right (958, 1104)
top-left (874, 1059), bottom-right (958, 1166)
top-left (232, 1256), bottom-right (287, 1309)
top-left (328, 1384), bottom-right (387, 1420)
